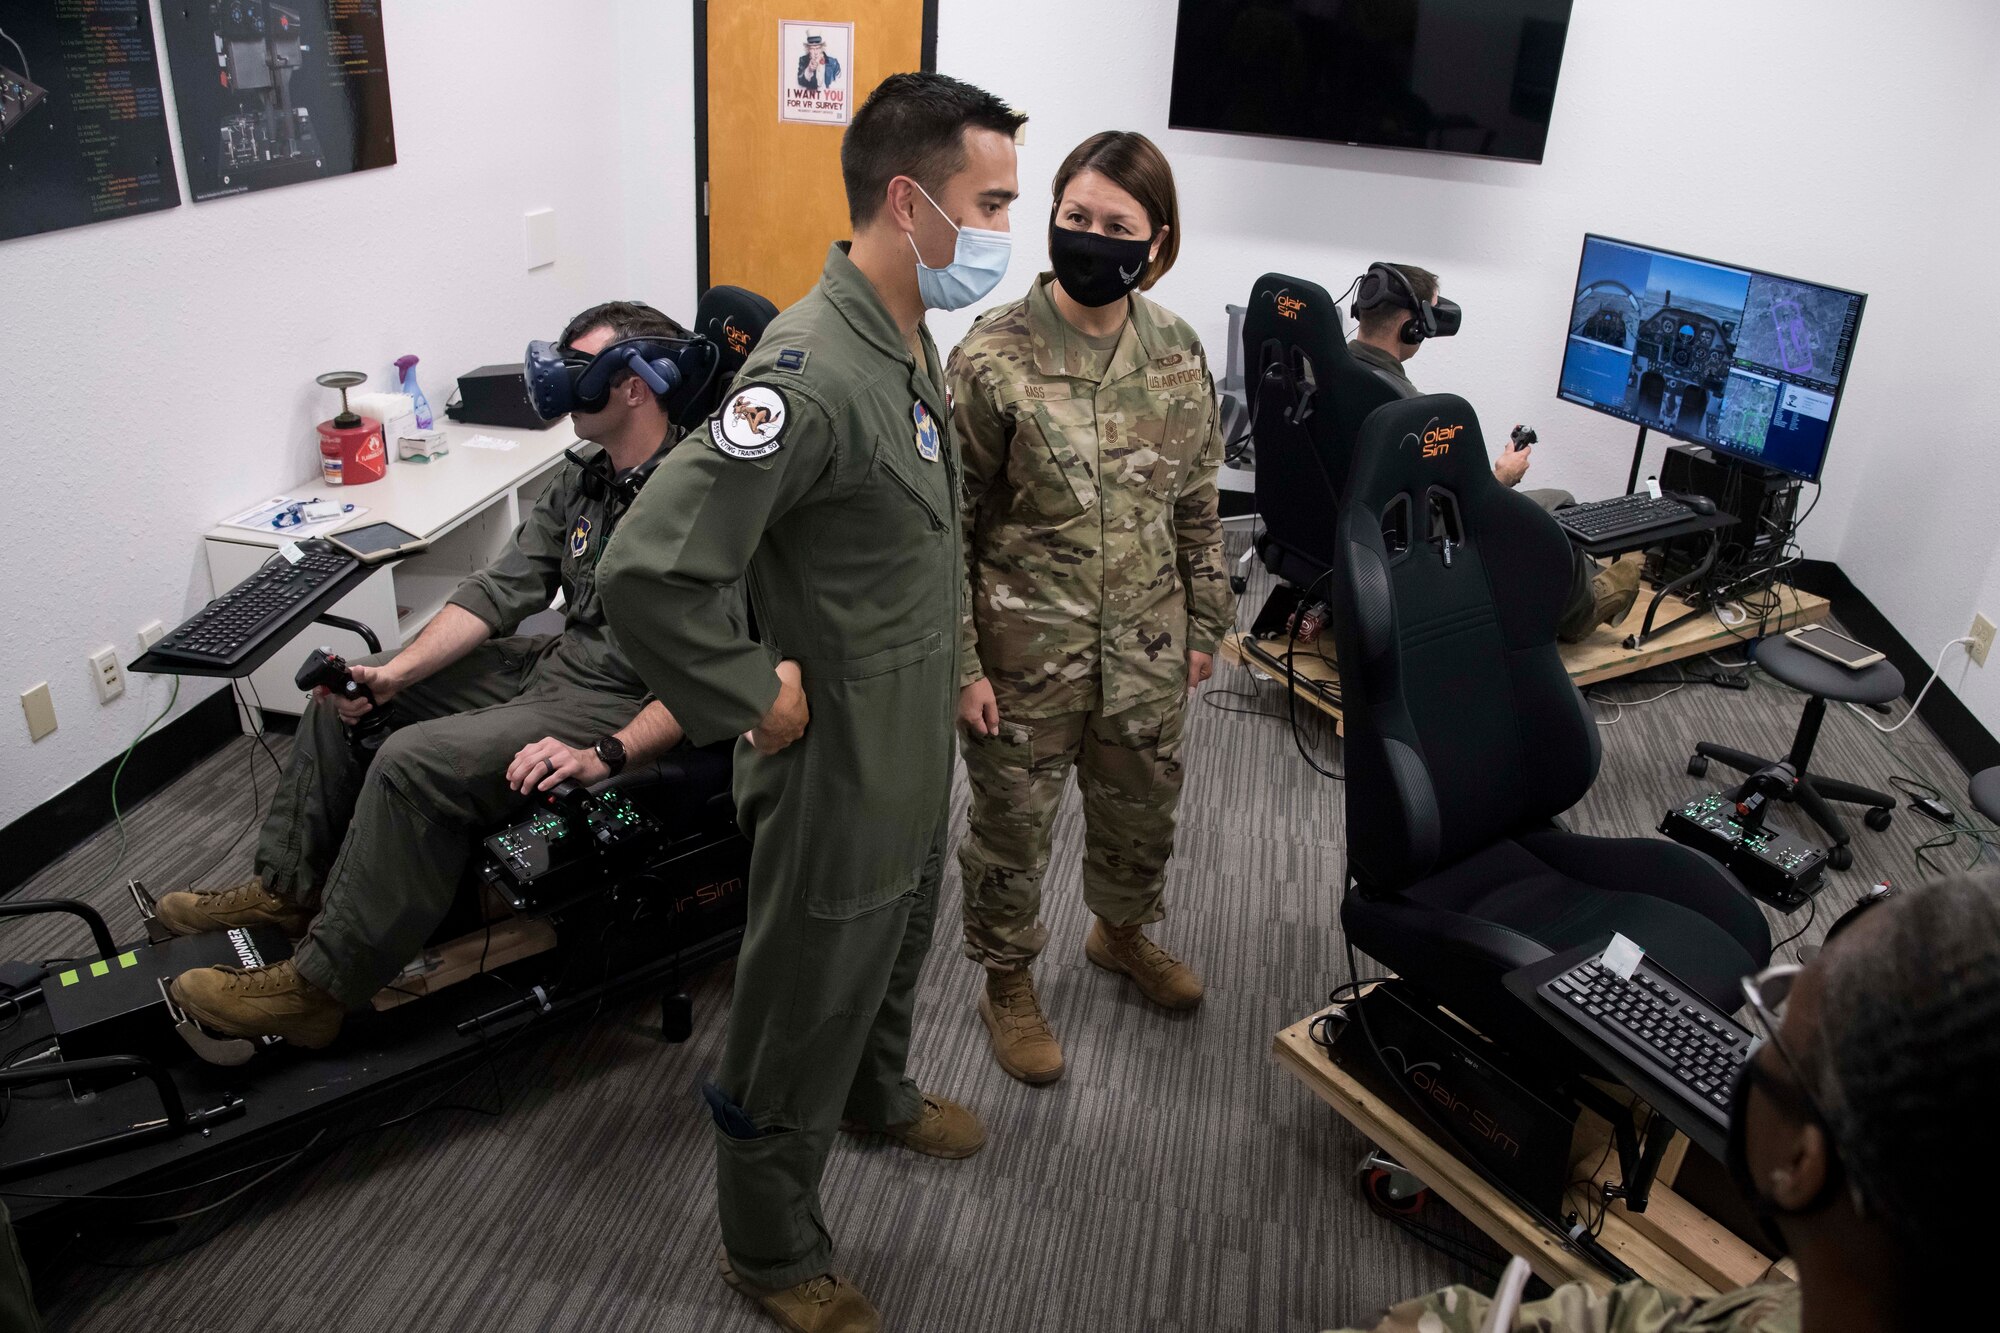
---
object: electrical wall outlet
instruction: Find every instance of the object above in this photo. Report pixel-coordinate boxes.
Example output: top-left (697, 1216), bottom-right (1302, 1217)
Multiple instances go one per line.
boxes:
top-left (1971, 614), bottom-right (1997, 668)
top-left (138, 619), bottom-right (166, 652)
top-left (20, 682), bottom-right (56, 742)
top-left (88, 646), bottom-right (124, 703)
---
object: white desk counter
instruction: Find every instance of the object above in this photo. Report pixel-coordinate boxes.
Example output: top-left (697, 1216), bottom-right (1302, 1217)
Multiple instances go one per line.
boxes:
top-left (204, 419), bottom-right (577, 727)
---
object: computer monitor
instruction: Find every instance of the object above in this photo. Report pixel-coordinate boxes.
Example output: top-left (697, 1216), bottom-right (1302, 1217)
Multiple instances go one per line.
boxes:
top-left (1556, 235), bottom-right (1865, 482)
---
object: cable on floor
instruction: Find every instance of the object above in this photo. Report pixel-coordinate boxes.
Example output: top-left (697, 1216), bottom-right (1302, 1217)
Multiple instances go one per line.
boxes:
top-left (1846, 636), bottom-right (1974, 734)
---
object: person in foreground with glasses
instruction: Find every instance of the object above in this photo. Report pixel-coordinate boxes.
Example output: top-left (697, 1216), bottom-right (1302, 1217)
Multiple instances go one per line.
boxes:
top-left (1325, 872), bottom-right (1998, 1333)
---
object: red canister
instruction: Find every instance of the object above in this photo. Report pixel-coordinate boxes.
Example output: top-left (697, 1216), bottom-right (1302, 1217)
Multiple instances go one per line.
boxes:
top-left (318, 416), bottom-right (387, 486)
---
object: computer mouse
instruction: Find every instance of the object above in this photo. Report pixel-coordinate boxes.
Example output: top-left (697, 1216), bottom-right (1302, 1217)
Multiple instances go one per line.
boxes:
top-left (1682, 495), bottom-right (1718, 516)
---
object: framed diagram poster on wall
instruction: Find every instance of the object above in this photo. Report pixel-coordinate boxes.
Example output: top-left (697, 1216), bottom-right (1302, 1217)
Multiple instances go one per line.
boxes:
top-left (0, 0), bottom-right (181, 244)
top-left (161, 0), bottom-right (396, 202)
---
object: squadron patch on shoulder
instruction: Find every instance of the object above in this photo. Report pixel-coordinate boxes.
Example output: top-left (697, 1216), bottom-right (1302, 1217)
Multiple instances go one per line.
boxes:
top-left (711, 385), bottom-right (787, 459)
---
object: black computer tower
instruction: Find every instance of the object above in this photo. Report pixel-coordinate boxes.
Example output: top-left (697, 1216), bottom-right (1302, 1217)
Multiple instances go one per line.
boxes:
top-left (1654, 445), bottom-right (1799, 585)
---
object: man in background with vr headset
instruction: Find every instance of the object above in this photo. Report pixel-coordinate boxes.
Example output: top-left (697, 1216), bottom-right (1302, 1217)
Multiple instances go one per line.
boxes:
top-left (157, 299), bottom-right (710, 1048)
top-left (1328, 871), bottom-right (2000, 1333)
top-left (1348, 262), bottom-right (1642, 643)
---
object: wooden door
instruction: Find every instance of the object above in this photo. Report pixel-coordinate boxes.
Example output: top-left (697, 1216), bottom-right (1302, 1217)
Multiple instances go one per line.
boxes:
top-left (697, 0), bottom-right (935, 309)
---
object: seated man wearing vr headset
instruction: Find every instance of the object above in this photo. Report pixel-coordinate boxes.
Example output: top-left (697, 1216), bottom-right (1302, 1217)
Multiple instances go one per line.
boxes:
top-left (1348, 262), bottom-right (1642, 643)
top-left (159, 300), bottom-right (718, 1047)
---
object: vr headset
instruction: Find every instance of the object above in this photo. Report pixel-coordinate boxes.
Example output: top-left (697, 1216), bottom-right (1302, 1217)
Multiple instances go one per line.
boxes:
top-left (1351, 262), bottom-right (1464, 345)
top-left (523, 285), bottom-right (781, 428)
top-left (533, 286), bottom-right (785, 507)
top-left (523, 334), bottom-right (720, 424)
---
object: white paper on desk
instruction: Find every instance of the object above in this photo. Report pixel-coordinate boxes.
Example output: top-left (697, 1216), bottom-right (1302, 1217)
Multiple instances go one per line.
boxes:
top-left (219, 496), bottom-right (370, 537)
top-left (460, 434), bottom-right (517, 452)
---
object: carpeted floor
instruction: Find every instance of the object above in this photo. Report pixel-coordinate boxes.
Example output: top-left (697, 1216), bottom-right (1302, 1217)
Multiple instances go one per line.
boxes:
top-left (10, 555), bottom-right (1981, 1333)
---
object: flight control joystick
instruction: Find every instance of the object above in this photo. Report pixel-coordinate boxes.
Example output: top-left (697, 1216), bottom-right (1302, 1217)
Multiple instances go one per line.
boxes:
top-left (295, 647), bottom-right (393, 753)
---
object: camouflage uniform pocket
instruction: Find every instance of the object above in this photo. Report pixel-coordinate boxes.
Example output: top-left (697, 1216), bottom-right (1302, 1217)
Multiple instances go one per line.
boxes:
top-left (1025, 405), bottom-right (1098, 519)
top-left (1142, 398), bottom-right (1204, 500)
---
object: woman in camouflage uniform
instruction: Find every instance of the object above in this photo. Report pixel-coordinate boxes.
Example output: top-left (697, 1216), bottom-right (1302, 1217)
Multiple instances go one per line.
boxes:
top-left (949, 132), bottom-right (1233, 1085)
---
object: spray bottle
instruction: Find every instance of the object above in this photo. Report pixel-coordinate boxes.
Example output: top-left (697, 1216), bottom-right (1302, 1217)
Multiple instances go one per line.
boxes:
top-left (394, 354), bottom-right (435, 430)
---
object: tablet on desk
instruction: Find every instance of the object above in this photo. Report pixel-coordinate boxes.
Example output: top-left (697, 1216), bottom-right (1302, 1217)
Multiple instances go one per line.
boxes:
top-left (326, 521), bottom-right (429, 565)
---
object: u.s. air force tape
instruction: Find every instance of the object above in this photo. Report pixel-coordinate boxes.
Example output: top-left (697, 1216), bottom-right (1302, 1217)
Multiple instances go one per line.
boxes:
top-left (711, 385), bottom-right (787, 459)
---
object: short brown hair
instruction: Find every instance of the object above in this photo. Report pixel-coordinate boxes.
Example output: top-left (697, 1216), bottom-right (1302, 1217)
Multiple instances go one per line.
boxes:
top-left (842, 73), bottom-right (1026, 227)
top-left (1356, 263), bottom-right (1440, 334)
top-left (1050, 131), bottom-right (1181, 290)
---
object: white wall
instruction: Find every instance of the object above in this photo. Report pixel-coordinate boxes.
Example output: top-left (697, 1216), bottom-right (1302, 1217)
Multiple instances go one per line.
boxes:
top-left (921, 0), bottom-right (2000, 726)
top-left (617, 0), bottom-right (699, 317)
top-left (11, 0), bottom-right (2000, 831)
top-left (0, 1), bottom-right (649, 828)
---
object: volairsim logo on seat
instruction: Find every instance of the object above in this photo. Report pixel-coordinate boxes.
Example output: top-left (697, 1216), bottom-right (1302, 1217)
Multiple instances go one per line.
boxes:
top-left (1402, 416), bottom-right (1463, 458)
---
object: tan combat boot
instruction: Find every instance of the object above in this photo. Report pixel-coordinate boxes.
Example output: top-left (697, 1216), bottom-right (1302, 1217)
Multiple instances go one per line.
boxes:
top-left (1592, 552), bottom-right (1646, 630)
top-left (840, 1092), bottom-right (985, 1159)
top-left (154, 877), bottom-right (313, 939)
top-left (169, 959), bottom-right (343, 1049)
top-left (979, 968), bottom-right (1065, 1085)
top-left (719, 1251), bottom-right (881, 1333)
top-left (1085, 918), bottom-right (1205, 1011)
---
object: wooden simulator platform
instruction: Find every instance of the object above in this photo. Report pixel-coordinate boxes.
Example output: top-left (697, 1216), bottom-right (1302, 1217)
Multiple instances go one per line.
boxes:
top-left (1275, 1002), bottom-right (1792, 1298)
top-left (1223, 586), bottom-right (1829, 735)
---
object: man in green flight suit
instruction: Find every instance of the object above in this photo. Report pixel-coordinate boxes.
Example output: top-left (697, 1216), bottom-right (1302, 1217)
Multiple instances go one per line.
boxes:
top-left (599, 74), bottom-right (1025, 1333)
top-left (1324, 872), bottom-right (2000, 1333)
top-left (157, 301), bottom-right (694, 1046)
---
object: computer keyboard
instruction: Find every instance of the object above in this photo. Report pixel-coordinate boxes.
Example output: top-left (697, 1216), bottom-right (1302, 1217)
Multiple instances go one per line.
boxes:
top-left (149, 543), bottom-right (358, 670)
top-left (1554, 494), bottom-right (1694, 544)
top-left (1538, 949), bottom-right (1753, 1131)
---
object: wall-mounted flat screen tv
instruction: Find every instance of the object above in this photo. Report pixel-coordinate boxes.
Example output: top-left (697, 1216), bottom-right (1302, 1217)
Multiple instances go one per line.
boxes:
top-left (1168, 0), bottom-right (1575, 164)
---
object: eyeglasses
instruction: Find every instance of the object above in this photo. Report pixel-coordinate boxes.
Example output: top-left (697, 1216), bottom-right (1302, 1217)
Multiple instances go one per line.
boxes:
top-left (1739, 963), bottom-right (1827, 1124)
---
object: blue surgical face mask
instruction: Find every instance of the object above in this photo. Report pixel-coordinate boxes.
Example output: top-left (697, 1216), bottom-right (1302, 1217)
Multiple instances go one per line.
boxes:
top-left (908, 181), bottom-right (1011, 311)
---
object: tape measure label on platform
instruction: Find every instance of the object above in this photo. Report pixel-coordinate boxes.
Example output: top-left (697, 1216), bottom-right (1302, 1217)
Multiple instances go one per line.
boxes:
top-left (279, 540), bottom-right (305, 565)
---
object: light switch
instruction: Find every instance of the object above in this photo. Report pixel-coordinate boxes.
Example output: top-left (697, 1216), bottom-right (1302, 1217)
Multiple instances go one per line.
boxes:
top-left (524, 208), bottom-right (557, 271)
top-left (20, 682), bottom-right (56, 742)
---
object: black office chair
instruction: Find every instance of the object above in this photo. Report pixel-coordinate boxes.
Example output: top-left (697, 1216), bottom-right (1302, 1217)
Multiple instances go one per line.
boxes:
top-left (682, 284), bottom-right (781, 426)
top-left (1327, 393), bottom-right (1771, 1074)
top-left (1684, 636), bottom-right (1902, 870)
top-left (1240, 273), bottom-right (1404, 592)
top-left (1972, 769), bottom-right (2000, 825)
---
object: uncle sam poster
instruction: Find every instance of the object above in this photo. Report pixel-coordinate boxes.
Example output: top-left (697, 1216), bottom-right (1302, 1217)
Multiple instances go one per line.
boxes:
top-left (780, 20), bottom-right (853, 125)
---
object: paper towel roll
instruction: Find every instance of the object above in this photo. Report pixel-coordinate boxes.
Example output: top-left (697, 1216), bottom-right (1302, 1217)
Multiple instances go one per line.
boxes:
top-left (350, 393), bottom-right (417, 467)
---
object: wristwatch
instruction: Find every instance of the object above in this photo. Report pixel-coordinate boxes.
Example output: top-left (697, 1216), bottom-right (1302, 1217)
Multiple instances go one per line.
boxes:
top-left (593, 735), bottom-right (627, 777)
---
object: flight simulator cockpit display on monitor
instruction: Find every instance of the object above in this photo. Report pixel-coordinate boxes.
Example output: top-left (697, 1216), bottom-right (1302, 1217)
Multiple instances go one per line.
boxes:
top-left (1557, 235), bottom-right (1865, 482)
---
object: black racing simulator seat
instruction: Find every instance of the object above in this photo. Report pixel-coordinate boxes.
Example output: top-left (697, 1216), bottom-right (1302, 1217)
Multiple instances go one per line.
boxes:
top-left (0, 286), bottom-right (783, 1217)
top-left (1327, 393), bottom-right (1772, 1077)
top-left (684, 284), bottom-right (781, 425)
top-left (1241, 274), bottom-right (1405, 592)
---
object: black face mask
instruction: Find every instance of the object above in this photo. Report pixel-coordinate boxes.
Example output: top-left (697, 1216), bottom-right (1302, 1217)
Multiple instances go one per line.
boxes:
top-left (1049, 223), bottom-right (1152, 309)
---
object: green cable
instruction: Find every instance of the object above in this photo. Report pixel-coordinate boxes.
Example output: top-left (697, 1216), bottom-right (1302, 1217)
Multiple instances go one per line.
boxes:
top-left (102, 675), bottom-right (180, 888)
